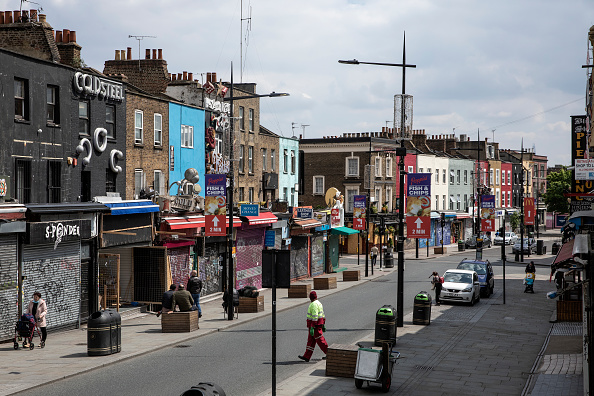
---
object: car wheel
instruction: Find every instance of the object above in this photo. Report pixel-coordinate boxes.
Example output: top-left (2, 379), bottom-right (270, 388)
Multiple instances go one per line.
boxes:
top-left (476, 292), bottom-right (480, 303)
top-left (470, 295), bottom-right (475, 306)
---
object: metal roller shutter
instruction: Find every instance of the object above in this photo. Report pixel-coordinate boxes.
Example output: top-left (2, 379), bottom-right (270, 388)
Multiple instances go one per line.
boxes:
top-left (311, 235), bottom-right (325, 277)
top-left (236, 229), bottom-right (264, 289)
top-left (290, 236), bottom-right (309, 280)
top-left (22, 241), bottom-right (81, 330)
top-left (0, 235), bottom-right (18, 341)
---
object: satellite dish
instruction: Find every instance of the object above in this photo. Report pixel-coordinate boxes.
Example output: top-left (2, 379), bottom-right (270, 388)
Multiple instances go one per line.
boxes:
top-left (184, 168), bottom-right (200, 184)
top-left (325, 187), bottom-right (339, 207)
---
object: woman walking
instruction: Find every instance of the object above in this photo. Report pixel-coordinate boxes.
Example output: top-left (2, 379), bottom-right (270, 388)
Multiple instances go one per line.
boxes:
top-left (24, 292), bottom-right (47, 348)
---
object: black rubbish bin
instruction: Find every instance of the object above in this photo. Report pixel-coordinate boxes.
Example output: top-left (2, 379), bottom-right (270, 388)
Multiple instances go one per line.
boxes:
top-left (536, 240), bottom-right (544, 255)
top-left (412, 291), bottom-right (432, 325)
top-left (458, 241), bottom-right (465, 251)
top-left (552, 242), bottom-right (560, 255)
top-left (87, 309), bottom-right (121, 356)
top-left (384, 252), bottom-right (394, 268)
top-left (180, 382), bottom-right (226, 396)
top-left (374, 305), bottom-right (396, 347)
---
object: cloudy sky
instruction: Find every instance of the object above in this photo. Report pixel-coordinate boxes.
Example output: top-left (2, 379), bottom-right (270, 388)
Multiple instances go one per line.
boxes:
top-left (6, 0), bottom-right (592, 165)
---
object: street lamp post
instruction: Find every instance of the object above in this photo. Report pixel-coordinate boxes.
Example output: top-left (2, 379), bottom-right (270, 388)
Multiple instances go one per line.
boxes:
top-left (339, 32), bottom-right (416, 328)
top-left (223, 62), bottom-right (288, 321)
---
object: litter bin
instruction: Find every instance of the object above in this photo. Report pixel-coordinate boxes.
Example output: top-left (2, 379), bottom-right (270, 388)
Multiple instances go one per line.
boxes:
top-left (87, 309), bottom-right (121, 356)
top-left (412, 291), bottom-right (432, 325)
top-left (384, 252), bottom-right (394, 268)
top-left (552, 242), bottom-right (560, 255)
top-left (458, 241), bottom-right (465, 251)
top-left (374, 305), bottom-right (396, 347)
top-left (537, 240), bottom-right (544, 255)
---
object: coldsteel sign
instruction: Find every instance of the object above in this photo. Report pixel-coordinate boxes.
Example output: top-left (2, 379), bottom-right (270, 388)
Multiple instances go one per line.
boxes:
top-left (73, 72), bottom-right (124, 101)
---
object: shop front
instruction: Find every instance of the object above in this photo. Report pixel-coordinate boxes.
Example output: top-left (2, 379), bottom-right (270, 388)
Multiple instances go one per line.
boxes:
top-left (329, 226), bottom-right (359, 272)
top-left (289, 219), bottom-right (323, 280)
top-left (0, 204), bottom-right (26, 341)
top-left (236, 212), bottom-right (278, 289)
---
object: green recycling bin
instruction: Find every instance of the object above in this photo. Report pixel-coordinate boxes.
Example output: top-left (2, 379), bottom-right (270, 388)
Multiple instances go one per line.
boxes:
top-left (413, 291), bottom-right (432, 325)
top-left (374, 305), bottom-right (396, 346)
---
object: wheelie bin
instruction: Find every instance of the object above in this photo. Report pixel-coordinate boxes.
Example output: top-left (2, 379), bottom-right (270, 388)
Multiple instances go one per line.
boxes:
top-left (374, 305), bottom-right (396, 347)
top-left (412, 291), bottom-right (432, 325)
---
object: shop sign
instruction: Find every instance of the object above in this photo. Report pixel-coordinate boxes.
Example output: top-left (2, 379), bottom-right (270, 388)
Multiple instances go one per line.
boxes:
top-left (205, 97), bottom-right (230, 113)
top-left (571, 115), bottom-right (594, 212)
top-left (314, 211), bottom-right (328, 223)
top-left (73, 72), bottom-right (124, 101)
top-left (27, 220), bottom-right (91, 248)
top-left (205, 214), bottom-right (226, 236)
top-left (294, 207), bottom-right (313, 219)
top-left (170, 195), bottom-right (196, 212)
top-left (208, 152), bottom-right (230, 174)
top-left (205, 174), bottom-right (227, 216)
top-left (264, 230), bottom-right (276, 247)
top-left (240, 204), bottom-right (260, 217)
top-left (170, 146), bottom-right (175, 171)
top-left (406, 173), bottom-right (431, 238)
top-left (575, 159), bottom-right (594, 180)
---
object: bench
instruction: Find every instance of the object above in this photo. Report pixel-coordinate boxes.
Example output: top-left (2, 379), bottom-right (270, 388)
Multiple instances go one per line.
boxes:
top-left (313, 276), bottom-right (337, 290)
top-left (238, 296), bottom-right (265, 313)
top-left (288, 284), bottom-right (311, 298)
top-left (342, 270), bottom-right (360, 282)
top-left (325, 343), bottom-right (359, 378)
top-left (161, 310), bottom-right (199, 333)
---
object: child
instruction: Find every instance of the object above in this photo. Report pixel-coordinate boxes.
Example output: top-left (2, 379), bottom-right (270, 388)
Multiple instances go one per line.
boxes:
top-left (524, 272), bottom-right (535, 293)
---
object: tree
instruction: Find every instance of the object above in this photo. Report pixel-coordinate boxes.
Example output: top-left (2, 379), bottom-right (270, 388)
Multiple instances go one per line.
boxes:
top-left (542, 167), bottom-right (571, 214)
top-left (510, 211), bottom-right (520, 232)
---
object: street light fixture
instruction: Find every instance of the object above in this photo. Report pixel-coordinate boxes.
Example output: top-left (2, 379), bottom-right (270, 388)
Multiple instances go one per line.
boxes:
top-left (339, 32), bottom-right (416, 328)
top-left (223, 62), bottom-right (289, 322)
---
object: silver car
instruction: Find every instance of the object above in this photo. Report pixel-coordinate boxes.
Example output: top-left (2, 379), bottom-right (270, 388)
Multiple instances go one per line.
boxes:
top-left (512, 238), bottom-right (537, 254)
top-left (494, 232), bottom-right (518, 245)
top-left (440, 269), bottom-right (481, 306)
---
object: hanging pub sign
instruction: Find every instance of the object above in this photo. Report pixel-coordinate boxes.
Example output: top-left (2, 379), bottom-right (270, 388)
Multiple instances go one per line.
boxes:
top-left (524, 197), bottom-right (535, 226)
top-left (352, 195), bottom-right (366, 230)
top-left (205, 174), bottom-right (227, 236)
top-left (480, 195), bottom-right (495, 232)
top-left (406, 173), bottom-right (431, 238)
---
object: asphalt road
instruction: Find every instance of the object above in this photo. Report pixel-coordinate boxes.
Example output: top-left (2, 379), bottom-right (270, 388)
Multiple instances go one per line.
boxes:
top-left (21, 245), bottom-right (531, 396)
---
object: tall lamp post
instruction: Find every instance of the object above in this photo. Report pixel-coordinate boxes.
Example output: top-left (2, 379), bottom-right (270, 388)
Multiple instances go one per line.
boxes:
top-left (223, 62), bottom-right (288, 321)
top-left (339, 32), bottom-right (416, 328)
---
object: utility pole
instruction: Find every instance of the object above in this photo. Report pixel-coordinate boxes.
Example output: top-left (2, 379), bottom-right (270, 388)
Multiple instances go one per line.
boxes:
top-left (520, 140), bottom-right (525, 263)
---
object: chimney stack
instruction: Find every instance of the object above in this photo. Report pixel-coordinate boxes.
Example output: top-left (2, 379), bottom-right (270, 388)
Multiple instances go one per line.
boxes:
top-left (115, 50), bottom-right (120, 60)
top-left (158, 49), bottom-right (162, 59)
top-left (188, 72), bottom-right (193, 81)
top-left (30, 9), bottom-right (37, 21)
top-left (56, 30), bottom-right (62, 43)
top-left (145, 49), bottom-right (150, 59)
top-left (127, 47), bottom-right (132, 60)
top-left (13, 10), bottom-right (20, 23)
top-left (152, 49), bottom-right (157, 59)
top-left (183, 71), bottom-right (187, 80)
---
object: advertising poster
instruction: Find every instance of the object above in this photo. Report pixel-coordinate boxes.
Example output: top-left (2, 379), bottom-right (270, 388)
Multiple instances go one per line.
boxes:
top-left (524, 197), bottom-right (535, 226)
top-left (331, 208), bottom-right (341, 227)
top-left (571, 115), bottom-right (592, 213)
top-left (352, 195), bottom-right (366, 230)
top-left (205, 174), bottom-right (227, 236)
top-left (480, 195), bottom-right (495, 232)
top-left (406, 173), bottom-right (431, 238)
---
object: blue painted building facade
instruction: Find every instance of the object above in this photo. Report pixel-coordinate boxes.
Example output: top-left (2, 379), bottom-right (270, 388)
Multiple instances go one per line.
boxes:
top-left (168, 103), bottom-right (206, 195)
top-left (278, 136), bottom-right (300, 207)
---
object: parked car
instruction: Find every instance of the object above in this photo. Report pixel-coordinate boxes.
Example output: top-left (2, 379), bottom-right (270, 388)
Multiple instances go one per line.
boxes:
top-left (456, 259), bottom-right (495, 297)
top-left (440, 269), bottom-right (481, 305)
top-left (465, 234), bottom-right (492, 249)
top-left (512, 238), bottom-right (537, 254)
top-left (493, 232), bottom-right (518, 245)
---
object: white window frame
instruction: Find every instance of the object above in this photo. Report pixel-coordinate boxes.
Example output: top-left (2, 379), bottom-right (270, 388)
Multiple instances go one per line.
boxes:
top-left (154, 170), bottom-right (165, 195)
top-left (248, 146), bottom-right (254, 173)
top-left (249, 187), bottom-right (255, 202)
top-left (449, 195), bottom-right (455, 210)
top-left (464, 170), bottom-right (468, 184)
top-left (496, 169), bottom-right (500, 185)
top-left (435, 195), bottom-right (439, 210)
top-left (135, 110), bottom-right (143, 144)
top-left (181, 124), bottom-right (193, 148)
top-left (271, 149), bottom-right (276, 171)
top-left (386, 187), bottom-right (393, 211)
top-left (489, 169), bottom-right (494, 186)
top-left (375, 157), bottom-right (382, 177)
top-left (283, 149), bottom-right (288, 173)
top-left (313, 176), bottom-right (325, 195)
top-left (134, 169), bottom-right (145, 198)
top-left (456, 194), bottom-right (461, 210)
top-left (345, 186), bottom-right (359, 213)
top-left (508, 170), bottom-right (511, 185)
top-left (375, 186), bottom-right (381, 204)
top-left (239, 145), bottom-right (245, 173)
top-left (215, 131), bottom-right (223, 154)
top-left (154, 113), bottom-right (162, 146)
top-left (262, 148), bottom-right (267, 171)
top-left (291, 150), bottom-right (296, 174)
top-left (386, 157), bottom-right (393, 177)
top-left (442, 195), bottom-right (446, 211)
top-left (283, 187), bottom-right (288, 202)
top-left (239, 106), bottom-right (245, 131)
top-left (408, 166), bottom-right (414, 173)
top-left (495, 188), bottom-right (500, 207)
top-left (442, 169), bottom-right (446, 183)
top-left (248, 108), bottom-right (254, 132)
top-left (345, 156), bottom-right (359, 177)
top-left (435, 169), bottom-right (439, 183)
top-left (457, 170), bottom-right (461, 184)
top-left (464, 194), bottom-right (468, 210)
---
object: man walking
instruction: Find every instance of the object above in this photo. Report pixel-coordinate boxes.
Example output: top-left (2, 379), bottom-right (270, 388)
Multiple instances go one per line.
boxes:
top-left (298, 291), bottom-right (328, 362)
top-left (187, 270), bottom-right (203, 318)
top-left (370, 245), bottom-right (379, 267)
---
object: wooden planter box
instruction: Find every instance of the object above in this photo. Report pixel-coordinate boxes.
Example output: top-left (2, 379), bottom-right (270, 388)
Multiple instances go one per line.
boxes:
top-left (161, 311), bottom-right (199, 333)
top-left (238, 296), bottom-right (265, 313)
top-left (314, 276), bottom-right (337, 290)
top-left (557, 300), bottom-right (583, 322)
top-left (288, 284), bottom-right (311, 298)
top-left (434, 246), bottom-right (447, 254)
top-left (343, 270), bottom-right (360, 282)
top-left (325, 343), bottom-right (359, 378)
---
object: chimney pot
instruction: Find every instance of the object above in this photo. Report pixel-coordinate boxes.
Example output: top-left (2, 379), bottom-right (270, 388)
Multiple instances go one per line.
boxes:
top-left (183, 71), bottom-right (188, 80)
top-left (21, 10), bottom-right (28, 22)
top-left (168, 73), bottom-right (172, 80)
top-left (62, 29), bottom-right (70, 43)
top-left (127, 47), bottom-right (132, 60)
top-left (56, 30), bottom-right (63, 43)
top-left (30, 9), bottom-right (37, 21)
top-left (38, 14), bottom-right (45, 23)
top-left (158, 49), bottom-right (163, 59)
top-left (177, 73), bottom-right (182, 80)
top-left (152, 49), bottom-right (157, 59)
top-left (0, 12), bottom-right (4, 25)
top-left (188, 72), bottom-right (193, 81)
top-left (145, 49), bottom-right (150, 59)
top-left (212, 72), bottom-right (217, 82)
top-left (13, 10), bottom-right (20, 23)
top-left (6, 11), bottom-right (12, 23)
top-left (70, 31), bottom-right (76, 43)
top-left (115, 50), bottom-right (120, 60)
top-left (172, 74), bottom-right (177, 81)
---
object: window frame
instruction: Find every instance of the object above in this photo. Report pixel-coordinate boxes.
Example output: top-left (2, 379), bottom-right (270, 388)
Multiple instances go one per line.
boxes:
top-left (154, 113), bottom-right (162, 146)
top-left (249, 187), bottom-right (254, 202)
top-left (239, 106), bottom-right (245, 131)
top-left (248, 108), bottom-right (254, 132)
top-left (15, 158), bottom-right (32, 204)
top-left (134, 169), bottom-right (145, 198)
top-left (435, 169), bottom-right (439, 183)
top-left (375, 157), bottom-right (382, 177)
top-left (283, 149), bottom-right (288, 173)
top-left (105, 168), bottom-right (117, 193)
top-left (46, 85), bottom-right (59, 125)
top-left (105, 104), bottom-right (115, 139)
top-left (464, 169), bottom-right (468, 184)
top-left (248, 146), bottom-right (254, 174)
top-left (47, 160), bottom-right (61, 203)
top-left (346, 156), bottom-right (359, 177)
top-left (239, 145), bottom-right (245, 173)
top-left (313, 176), bottom-right (325, 195)
top-left (291, 150), bottom-right (296, 174)
top-left (181, 124), bottom-right (193, 148)
top-left (154, 170), bottom-right (164, 195)
top-left (134, 110), bottom-right (144, 144)
top-left (456, 169), bottom-right (461, 184)
top-left (79, 100), bottom-right (90, 136)
top-left (345, 186), bottom-right (360, 213)
top-left (496, 169), bottom-right (500, 185)
top-left (386, 157), bottom-right (393, 177)
top-left (14, 78), bottom-right (28, 121)
top-left (442, 169), bottom-right (446, 183)
top-left (271, 149), bottom-right (276, 171)
top-left (262, 148), bottom-right (267, 171)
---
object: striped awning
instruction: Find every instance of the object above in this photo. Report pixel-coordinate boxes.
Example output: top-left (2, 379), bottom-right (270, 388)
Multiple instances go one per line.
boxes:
top-left (241, 212), bottom-right (278, 225)
top-left (163, 215), bottom-right (242, 230)
top-left (101, 200), bottom-right (159, 215)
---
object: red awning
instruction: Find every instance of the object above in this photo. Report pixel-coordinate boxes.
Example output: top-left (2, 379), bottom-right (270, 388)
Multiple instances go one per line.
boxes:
top-left (456, 213), bottom-right (471, 219)
top-left (0, 204), bottom-right (26, 220)
top-left (293, 219), bottom-right (323, 229)
top-left (163, 215), bottom-right (242, 231)
top-left (242, 212), bottom-right (278, 225)
top-left (553, 239), bottom-right (575, 267)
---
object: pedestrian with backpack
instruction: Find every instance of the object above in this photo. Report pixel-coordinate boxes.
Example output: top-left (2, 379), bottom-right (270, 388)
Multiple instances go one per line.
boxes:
top-left (186, 270), bottom-right (203, 318)
top-left (431, 271), bottom-right (443, 305)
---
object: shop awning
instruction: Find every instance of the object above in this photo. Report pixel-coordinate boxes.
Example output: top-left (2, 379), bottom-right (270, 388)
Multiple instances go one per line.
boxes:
top-left (553, 239), bottom-right (575, 267)
top-left (0, 203), bottom-right (26, 220)
top-left (456, 213), bottom-right (471, 219)
top-left (102, 200), bottom-right (160, 215)
top-left (331, 226), bottom-right (359, 235)
top-left (241, 212), bottom-right (278, 225)
top-left (293, 219), bottom-right (323, 229)
top-left (163, 215), bottom-right (242, 230)
top-left (25, 202), bottom-right (110, 214)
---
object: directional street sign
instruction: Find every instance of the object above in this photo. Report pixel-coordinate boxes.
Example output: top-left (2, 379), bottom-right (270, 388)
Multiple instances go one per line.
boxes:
top-left (205, 214), bottom-right (226, 236)
top-left (406, 173), bottom-right (431, 238)
top-left (407, 215), bottom-right (430, 238)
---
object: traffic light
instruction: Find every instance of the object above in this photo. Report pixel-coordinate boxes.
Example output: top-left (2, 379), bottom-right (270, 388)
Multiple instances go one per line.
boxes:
top-left (440, 212), bottom-right (445, 226)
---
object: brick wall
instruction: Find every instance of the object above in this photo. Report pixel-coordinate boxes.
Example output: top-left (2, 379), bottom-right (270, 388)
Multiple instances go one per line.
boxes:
top-left (104, 56), bottom-right (169, 95)
top-left (125, 91), bottom-right (170, 199)
top-left (0, 19), bottom-right (60, 62)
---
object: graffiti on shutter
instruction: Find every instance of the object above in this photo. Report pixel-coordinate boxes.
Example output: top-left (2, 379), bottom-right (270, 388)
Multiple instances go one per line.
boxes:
top-left (235, 229), bottom-right (264, 289)
top-left (290, 236), bottom-right (309, 280)
top-left (0, 235), bottom-right (18, 340)
top-left (199, 244), bottom-right (221, 296)
top-left (169, 247), bottom-right (191, 288)
top-left (311, 235), bottom-right (325, 277)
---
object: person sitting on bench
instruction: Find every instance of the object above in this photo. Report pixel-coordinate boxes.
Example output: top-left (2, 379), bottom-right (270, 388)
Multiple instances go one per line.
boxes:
top-left (168, 284), bottom-right (197, 313)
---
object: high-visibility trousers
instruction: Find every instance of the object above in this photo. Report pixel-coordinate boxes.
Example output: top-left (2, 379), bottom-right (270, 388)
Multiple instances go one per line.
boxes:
top-left (303, 325), bottom-right (328, 360)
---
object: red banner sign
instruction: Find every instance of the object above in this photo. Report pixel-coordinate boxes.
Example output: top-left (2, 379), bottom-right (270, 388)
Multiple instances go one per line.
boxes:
top-left (205, 215), bottom-right (226, 236)
top-left (353, 217), bottom-right (365, 230)
top-left (524, 197), bottom-right (535, 226)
